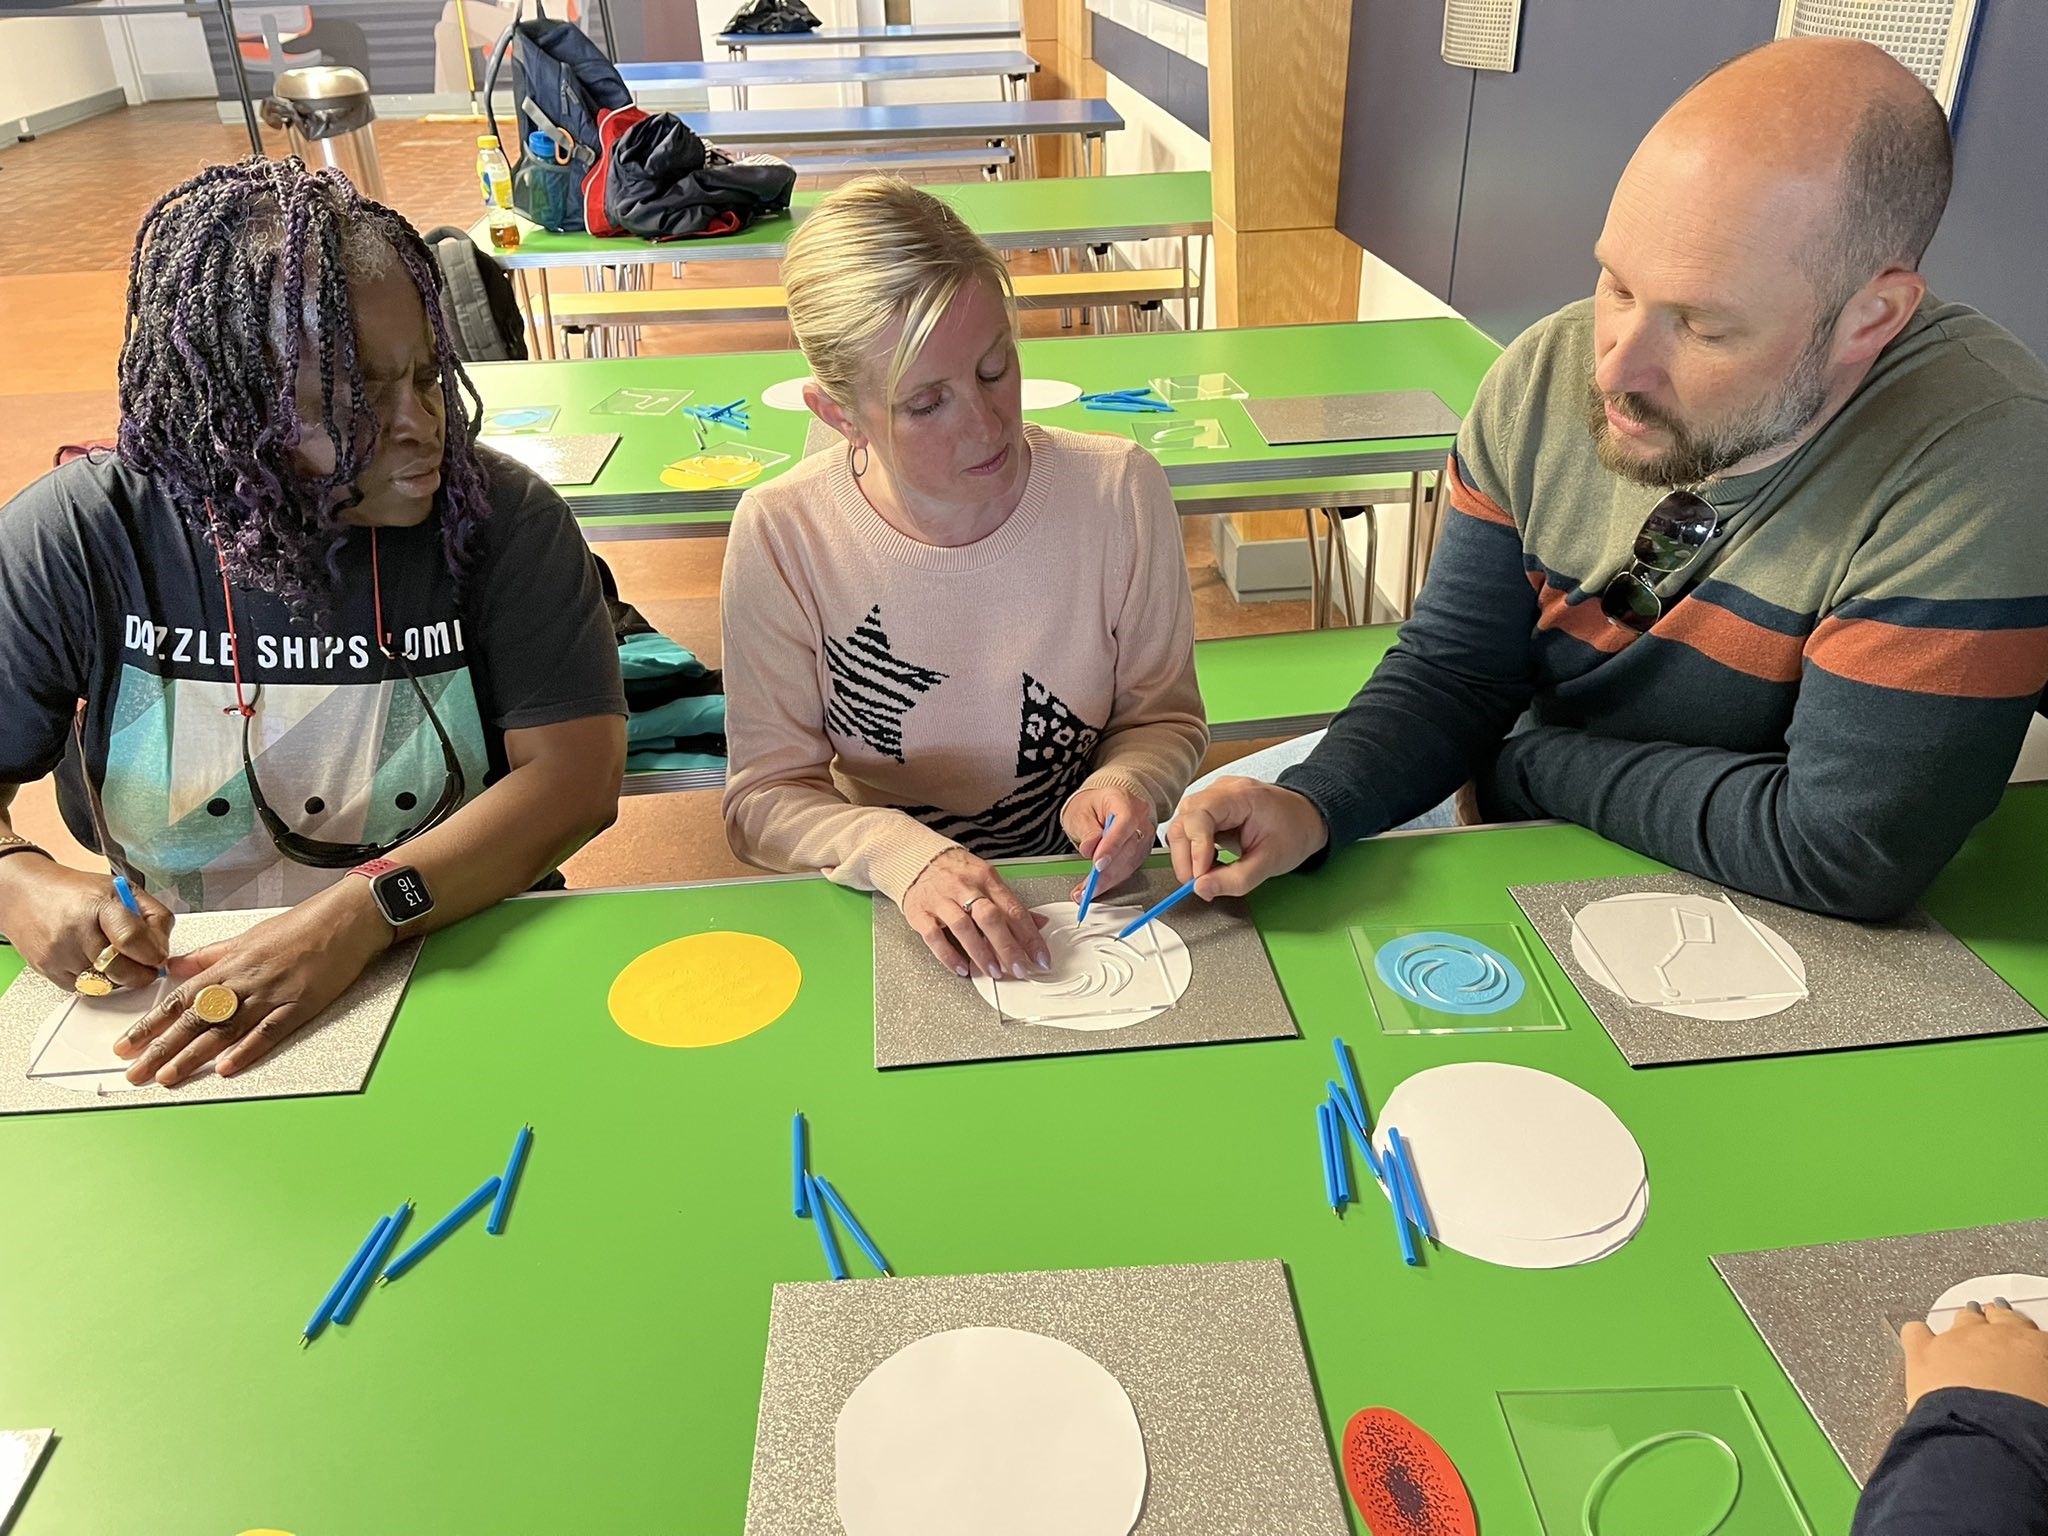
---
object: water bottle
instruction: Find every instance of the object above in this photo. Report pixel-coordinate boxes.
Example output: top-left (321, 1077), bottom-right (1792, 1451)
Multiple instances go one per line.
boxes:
top-left (476, 135), bottom-right (519, 252)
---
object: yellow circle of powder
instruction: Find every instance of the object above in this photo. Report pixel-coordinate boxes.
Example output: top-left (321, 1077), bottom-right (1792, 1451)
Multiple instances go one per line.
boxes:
top-left (608, 932), bottom-right (802, 1048)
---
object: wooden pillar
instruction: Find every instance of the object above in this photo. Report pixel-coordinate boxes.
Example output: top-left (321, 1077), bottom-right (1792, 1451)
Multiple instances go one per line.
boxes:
top-left (1208, 0), bottom-right (1363, 327)
top-left (1209, 0), bottom-right (1368, 592)
top-left (1039, 0), bottom-right (1105, 178)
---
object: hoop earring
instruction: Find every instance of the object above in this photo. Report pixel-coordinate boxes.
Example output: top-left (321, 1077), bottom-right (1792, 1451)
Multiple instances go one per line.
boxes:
top-left (850, 443), bottom-right (870, 478)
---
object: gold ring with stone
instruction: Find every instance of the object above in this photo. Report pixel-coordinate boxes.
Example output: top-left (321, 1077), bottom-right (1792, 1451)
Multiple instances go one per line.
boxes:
top-left (193, 984), bottom-right (241, 1025)
top-left (73, 967), bottom-right (115, 997)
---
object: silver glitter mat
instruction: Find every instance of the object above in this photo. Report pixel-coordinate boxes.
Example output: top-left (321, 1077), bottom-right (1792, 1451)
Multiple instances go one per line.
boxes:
top-left (1714, 1218), bottom-right (2048, 1484)
top-left (0, 909), bottom-right (418, 1116)
top-left (1242, 390), bottom-right (1462, 446)
top-left (871, 869), bottom-right (1296, 1069)
top-left (479, 432), bottom-right (621, 486)
top-left (743, 1259), bottom-right (1348, 1535)
top-left (1509, 873), bottom-right (2043, 1067)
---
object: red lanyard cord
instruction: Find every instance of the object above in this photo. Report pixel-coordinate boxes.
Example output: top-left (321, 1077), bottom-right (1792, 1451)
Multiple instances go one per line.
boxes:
top-left (203, 501), bottom-right (393, 719)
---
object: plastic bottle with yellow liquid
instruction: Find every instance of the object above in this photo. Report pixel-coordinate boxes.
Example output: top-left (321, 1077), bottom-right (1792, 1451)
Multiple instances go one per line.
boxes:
top-left (476, 135), bottom-right (519, 252)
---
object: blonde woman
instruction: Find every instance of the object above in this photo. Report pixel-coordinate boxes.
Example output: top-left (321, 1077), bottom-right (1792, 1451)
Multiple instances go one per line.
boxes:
top-left (720, 177), bottom-right (1208, 982)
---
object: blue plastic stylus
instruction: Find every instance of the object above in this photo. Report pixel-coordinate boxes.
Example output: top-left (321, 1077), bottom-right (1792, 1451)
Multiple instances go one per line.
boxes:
top-left (379, 1176), bottom-right (500, 1285)
top-left (1075, 814), bottom-right (1116, 924)
top-left (814, 1177), bottom-right (891, 1277)
top-left (487, 1125), bottom-right (532, 1235)
top-left (303, 1215), bottom-right (388, 1345)
top-left (334, 1201), bottom-right (411, 1325)
top-left (1115, 877), bottom-right (1199, 940)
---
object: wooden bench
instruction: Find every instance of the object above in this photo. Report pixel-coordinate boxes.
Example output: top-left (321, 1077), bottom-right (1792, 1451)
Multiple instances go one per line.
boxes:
top-left (551, 267), bottom-right (1202, 353)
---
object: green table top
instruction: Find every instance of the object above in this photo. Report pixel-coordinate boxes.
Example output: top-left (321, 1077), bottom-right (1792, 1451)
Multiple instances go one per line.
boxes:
top-left (474, 170), bottom-right (1215, 269)
top-left (473, 316), bottom-right (1501, 520)
top-left (1195, 624), bottom-right (1398, 732)
top-left (8, 784), bottom-right (2047, 1532)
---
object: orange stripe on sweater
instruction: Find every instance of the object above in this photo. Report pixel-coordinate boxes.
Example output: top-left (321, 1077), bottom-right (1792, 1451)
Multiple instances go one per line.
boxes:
top-left (1808, 616), bottom-right (2048, 699)
top-left (1445, 455), bottom-right (1514, 528)
top-left (1534, 580), bottom-right (1635, 654)
top-left (1656, 600), bottom-right (1805, 684)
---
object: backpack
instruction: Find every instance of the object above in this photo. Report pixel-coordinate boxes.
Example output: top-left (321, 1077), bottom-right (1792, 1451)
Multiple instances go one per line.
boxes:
top-left (725, 0), bottom-right (821, 35)
top-left (422, 226), bottom-right (529, 362)
top-left (590, 108), bottom-right (797, 242)
top-left (483, 1), bottom-right (632, 234)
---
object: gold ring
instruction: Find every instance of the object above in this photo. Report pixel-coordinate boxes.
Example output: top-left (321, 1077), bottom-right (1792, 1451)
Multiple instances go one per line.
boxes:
top-left (73, 968), bottom-right (115, 997)
top-left (92, 943), bottom-right (121, 973)
top-left (193, 984), bottom-right (240, 1025)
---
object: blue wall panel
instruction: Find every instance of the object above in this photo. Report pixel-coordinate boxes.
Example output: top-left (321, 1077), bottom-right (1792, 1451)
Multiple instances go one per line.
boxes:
top-left (1447, 0), bottom-right (1779, 345)
top-left (1335, 0), bottom-right (1473, 304)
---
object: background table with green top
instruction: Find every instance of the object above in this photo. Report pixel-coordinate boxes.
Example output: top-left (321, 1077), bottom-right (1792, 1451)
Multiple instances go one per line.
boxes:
top-left (470, 316), bottom-right (1502, 526)
top-left (6, 783), bottom-right (2046, 1532)
top-left (473, 171), bottom-right (1218, 354)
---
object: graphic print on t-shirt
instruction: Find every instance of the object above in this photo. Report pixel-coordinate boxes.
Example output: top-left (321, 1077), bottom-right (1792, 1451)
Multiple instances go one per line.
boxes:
top-left (905, 673), bottom-right (1103, 859)
top-left (824, 604), bottom-right (949, 764)
top-left (100, 660), bottom-right (489, 913)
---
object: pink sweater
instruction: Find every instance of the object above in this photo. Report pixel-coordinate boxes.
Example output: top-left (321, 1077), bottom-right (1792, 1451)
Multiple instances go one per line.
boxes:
top-left (721, 424), bottom-right (1209, 901)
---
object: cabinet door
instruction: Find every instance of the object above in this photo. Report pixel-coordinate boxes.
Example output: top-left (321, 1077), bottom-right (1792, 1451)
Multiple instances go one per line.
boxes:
top-left (1336, 0), bottom-right (1476, 304)
top-left (1449, 0), bottom-right (1778, 344)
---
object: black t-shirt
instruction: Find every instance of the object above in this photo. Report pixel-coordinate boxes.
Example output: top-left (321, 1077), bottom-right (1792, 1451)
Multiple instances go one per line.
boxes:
top-left (0, 447), bottom-right (625, 911)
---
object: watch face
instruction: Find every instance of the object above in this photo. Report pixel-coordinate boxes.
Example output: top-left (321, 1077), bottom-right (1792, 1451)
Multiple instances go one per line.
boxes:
top-left (373, 866), bottom-right (435, 923)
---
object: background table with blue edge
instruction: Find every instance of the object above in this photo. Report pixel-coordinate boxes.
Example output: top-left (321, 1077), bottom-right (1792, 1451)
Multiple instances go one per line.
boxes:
top-left (5, 783), bottom-right (2047, 1530)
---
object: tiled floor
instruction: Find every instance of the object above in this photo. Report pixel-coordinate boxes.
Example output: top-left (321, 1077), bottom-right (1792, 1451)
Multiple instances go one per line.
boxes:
top-left (0, 102), bottom-right (1308, 889)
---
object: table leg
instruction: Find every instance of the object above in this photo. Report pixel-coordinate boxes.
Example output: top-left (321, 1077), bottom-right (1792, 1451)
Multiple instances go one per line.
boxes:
top-left (216, 0), bottom-right (263, 156)
top-left (536, 269), bottom-right (558, 361)
top-left (1304, 509), bottom-right (1326, 629)
top-left (514, 269), bottom-right (543, 359)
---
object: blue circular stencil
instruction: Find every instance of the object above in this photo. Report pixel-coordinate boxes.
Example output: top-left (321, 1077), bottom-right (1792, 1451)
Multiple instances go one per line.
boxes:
top-left (1373, 931), bottom-right (1526, 1015)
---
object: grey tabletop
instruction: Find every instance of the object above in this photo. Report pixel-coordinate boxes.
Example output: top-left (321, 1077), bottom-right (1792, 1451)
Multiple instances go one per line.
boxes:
top-left (620, 50), bottom-right (1039, 91)
top-left (685, 97), bottom-right (1123, 146)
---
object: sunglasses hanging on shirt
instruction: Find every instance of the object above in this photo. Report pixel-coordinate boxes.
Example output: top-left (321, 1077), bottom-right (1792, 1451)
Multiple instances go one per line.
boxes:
top-left (1599, 489), bottom-right (1719, 634)
top-left (207, 511), bottom-right (466, 869)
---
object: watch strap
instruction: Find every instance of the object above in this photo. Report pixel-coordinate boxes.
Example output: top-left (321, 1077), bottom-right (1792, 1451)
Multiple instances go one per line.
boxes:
top-left (351, 858), bottom-right (400, 880)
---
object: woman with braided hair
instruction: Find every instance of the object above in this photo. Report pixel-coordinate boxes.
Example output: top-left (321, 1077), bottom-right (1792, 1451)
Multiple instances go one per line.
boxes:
top-left (0, 157), bottom-right (625, 1086)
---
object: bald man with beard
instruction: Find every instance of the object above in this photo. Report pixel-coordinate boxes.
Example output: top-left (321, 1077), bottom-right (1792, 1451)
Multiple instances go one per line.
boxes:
top-left (1169, 37), bottom-right (2048, 922)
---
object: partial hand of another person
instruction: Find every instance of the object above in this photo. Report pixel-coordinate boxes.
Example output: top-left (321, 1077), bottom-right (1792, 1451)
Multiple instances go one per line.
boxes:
top-left (114, 885), bottom-right (390, 1087)
top-left (1165, 777), bottom-right (1330, 899)
top-left (1901, 1299), bottom-right (2048, 1412)
top-left (0, 855), bottom-right (173, 991)
top-left (902, 847), bottom-right (1050, 981)
top-left (1061, 784), bottom-right (1156, 904)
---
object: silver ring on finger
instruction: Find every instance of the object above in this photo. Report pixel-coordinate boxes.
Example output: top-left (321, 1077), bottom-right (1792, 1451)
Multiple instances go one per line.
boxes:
top-left (961, 896), bottom-right (985, 914)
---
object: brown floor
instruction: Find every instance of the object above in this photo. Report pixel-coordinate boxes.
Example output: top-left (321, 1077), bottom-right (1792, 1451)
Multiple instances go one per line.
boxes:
top-left (0, 102), bottom-right (1312, 889)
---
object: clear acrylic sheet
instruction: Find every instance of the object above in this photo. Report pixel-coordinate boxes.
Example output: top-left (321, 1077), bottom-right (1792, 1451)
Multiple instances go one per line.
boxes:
top-left (1351, 924), bottom-right (1567, 1034)
top-left (1570, 893), bottom-right (1808, 1008)
top-left (1149, 372), bottom-right (1247, 402)
top-left (1128, 417), bottom-right (1230, 452)
top-left (1500, 1386), bottom-right (1813, 1536)
top-left (479, 404), bottom-right (560, 434)
top-left (27, 979), bottom-right (178, 1092)
top-left (659, 443), bottom-right (790, 491)
top-left (591, 385), bottom-right (695, 416)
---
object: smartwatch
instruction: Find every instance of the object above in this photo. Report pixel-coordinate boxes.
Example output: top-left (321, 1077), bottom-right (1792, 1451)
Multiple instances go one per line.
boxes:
top-left (350, 858), bottom-right (435, 927)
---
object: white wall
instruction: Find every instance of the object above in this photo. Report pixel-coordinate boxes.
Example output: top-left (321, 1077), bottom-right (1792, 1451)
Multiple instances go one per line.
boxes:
top-left (0, 17), bottom-right (121, 127)
top-left (100, 13), bottom-right (217, 103)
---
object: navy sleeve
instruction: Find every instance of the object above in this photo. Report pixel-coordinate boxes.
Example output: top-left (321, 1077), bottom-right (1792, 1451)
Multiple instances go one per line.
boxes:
top-left (1853, 1388), bottom-right (2048, 1536)
top-left (0, 464), bottom-right (109, 784)
top-left (1277, 450), bottom-right (1540, 846)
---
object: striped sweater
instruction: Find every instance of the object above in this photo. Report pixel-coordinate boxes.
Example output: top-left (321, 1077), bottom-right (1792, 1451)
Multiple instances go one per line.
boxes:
top-left (1281, 296), bottom-right (2048, 919)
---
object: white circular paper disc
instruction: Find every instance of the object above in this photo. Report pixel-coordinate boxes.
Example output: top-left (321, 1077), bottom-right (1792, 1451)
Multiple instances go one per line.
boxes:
top-left (761, 376), bottom-right (817, 412)
top-left (1570, 895), bottom-right (1806, 1022)
top-left (1371, 1062), bottom-right (1647, 1263)
top-left (1021, 378), bottom-right (1083, 410)
top-left (835, 1326), bottom-right (1147, 1536)
top-left (970, 902), bottom-right (1191, 1031)
top-left (1928, 1274), bottom-right (2048, 1333)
